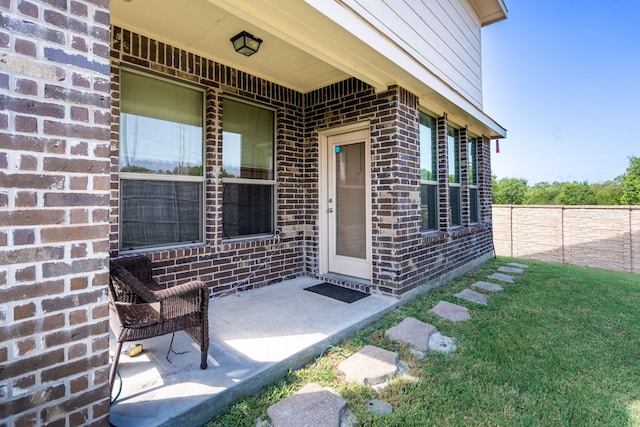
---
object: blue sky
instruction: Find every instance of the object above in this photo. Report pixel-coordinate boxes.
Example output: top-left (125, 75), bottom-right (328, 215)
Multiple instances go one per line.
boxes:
top-left (482, 0), bottom-right (640, 184)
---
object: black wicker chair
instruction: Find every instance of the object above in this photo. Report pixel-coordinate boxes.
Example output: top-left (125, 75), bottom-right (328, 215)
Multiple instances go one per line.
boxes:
top-left (108, 255), bottom-right (209, 396)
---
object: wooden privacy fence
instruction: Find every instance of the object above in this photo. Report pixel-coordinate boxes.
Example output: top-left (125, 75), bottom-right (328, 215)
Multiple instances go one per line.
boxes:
top-left (492, 205), bottom-right (640, 274)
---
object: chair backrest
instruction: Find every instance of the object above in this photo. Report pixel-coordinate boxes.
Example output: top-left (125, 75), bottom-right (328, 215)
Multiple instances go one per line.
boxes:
top-left (110, 265), bottom-right (160, 304)
top-left (109, 255), bottom-right (159, 304)
top-left (110, 255), bottom-right (153, 283)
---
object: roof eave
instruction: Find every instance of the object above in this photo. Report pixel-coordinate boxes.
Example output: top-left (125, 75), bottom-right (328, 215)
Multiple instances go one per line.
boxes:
top-left (470, 0), bottom-right (508, 27)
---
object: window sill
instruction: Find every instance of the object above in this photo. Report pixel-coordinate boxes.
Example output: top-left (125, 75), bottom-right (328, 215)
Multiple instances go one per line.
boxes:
top-left (421, 223), bottom-right (490, 245)
top-left (119, 241), bottom-right (206, 254)
top-left (420, 230), bottom-right (446, 243)
top-left (222, 233), bottom-right (280, 245)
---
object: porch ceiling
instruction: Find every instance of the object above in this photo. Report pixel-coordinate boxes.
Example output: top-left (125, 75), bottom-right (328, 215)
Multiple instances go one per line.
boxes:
top-left (111, 0), bottom-right (507, 138)
top-left (111, 0), bottom-right (350, 93)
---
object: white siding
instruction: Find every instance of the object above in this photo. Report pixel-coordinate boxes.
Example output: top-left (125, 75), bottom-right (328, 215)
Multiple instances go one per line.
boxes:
top-left (342, 0), bottom-right (484, 108)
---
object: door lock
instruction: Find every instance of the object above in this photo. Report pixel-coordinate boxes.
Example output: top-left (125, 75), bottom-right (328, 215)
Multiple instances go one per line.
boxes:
top-left (327, 208), bottom-right (334, 213)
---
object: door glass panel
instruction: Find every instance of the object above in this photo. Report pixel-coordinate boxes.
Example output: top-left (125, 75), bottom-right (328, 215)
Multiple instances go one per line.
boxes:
top-left (335, 142), bottom-right (366, 259)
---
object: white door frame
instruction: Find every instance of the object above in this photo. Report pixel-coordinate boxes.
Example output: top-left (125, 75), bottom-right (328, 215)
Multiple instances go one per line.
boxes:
top-left (318, 122), bottom-right (372, 280)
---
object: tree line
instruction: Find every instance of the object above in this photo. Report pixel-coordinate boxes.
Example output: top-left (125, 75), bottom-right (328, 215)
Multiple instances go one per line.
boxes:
top-left (492, 156), bottom-right (640, 205)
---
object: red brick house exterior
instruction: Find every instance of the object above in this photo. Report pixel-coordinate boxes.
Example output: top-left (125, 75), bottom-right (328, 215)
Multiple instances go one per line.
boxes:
top-left (1, 1), bottom-right (506, 424)
top-left (1, 1), bottom-right (112, 425)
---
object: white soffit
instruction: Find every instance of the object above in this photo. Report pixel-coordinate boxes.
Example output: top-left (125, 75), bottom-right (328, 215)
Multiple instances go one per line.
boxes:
top-left (469, 0), bottom-right (508, 26)
top-left (110, 0), bottom-right (349, 92)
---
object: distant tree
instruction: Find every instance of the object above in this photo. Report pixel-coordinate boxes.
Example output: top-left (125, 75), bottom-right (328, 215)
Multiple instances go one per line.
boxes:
top-left (558, 181), bottom-right (597, 205)
top-left (592, 180), bottom-right (623, 205)
top-left (524, 181), bottom-right (562, 205)
top-left (493, 176), bottom-right (528, 204)
top-left (620, 156), bottom-right (640, 205)
top-left (420, 169), bottom-right (433, 180)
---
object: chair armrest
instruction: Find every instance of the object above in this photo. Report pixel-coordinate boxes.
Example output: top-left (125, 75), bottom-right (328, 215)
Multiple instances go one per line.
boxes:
top-left (154, 280), bottom-right (208, 300)
top-left (153, 280), bottom-right (209, 321)
top-left (112, 266), bottom-right (159, 303)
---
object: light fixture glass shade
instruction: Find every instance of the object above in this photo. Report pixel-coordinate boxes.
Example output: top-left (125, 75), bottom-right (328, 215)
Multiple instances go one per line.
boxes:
top-left (230, 31), bottom-right (263, 57)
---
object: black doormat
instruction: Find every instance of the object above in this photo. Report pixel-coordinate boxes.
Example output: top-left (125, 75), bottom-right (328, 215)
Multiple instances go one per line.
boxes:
top-left (304, 282), bottom-right (369, 303)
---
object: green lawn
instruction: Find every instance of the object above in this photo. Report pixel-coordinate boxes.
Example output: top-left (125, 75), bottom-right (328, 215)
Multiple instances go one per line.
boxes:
top-left (208, 258), bottom-right (640, 426)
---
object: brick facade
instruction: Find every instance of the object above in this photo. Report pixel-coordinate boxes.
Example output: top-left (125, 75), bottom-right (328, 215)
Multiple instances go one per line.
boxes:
top-left (109, 27), bottom-right (305, 296)
top-left (0, 1), bottom-right (111, 425)
top-left (108, 27), bottom-right (494, 297)
top-left (493, 205), bottom-right (640, 273)
top-left (1, 7), bottom-right (496, 423)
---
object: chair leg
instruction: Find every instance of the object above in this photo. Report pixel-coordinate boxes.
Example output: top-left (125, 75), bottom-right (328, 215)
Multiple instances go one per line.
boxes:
top-left (200, 349), bottom-right (207, 369)
top-left (110, 341), bottom-right (124, 397)
top-left (200, 325), bottom-right (207, 369)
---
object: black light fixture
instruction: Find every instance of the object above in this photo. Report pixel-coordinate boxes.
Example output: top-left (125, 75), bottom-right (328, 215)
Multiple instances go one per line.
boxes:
top-left (230, 31), bottom-right (263, 57)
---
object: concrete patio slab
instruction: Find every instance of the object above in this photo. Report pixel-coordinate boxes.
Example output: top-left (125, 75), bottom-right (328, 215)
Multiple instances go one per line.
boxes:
top-left (488, 272), bottom-right (515, 283)
top-left (471, 281), bottom-right (504, 292)
top-left (430, 301), bottom-right (471, 322)
top-left (454, 289), bottom-right (488, 305)
top-left (108, 277), bottom-right (397, 427)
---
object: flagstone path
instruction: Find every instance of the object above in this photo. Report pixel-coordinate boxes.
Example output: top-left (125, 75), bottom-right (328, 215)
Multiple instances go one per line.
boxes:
top-left (471, 281), bottom-right (504, 292)
top-left (264, 262), bottom-right (528, 426)
top-left (430, 300), bottom-right (472, 321)
top-left (488, 272), bottom-right (515, 283)
top-left (454, 288), bottom-right (488, 305)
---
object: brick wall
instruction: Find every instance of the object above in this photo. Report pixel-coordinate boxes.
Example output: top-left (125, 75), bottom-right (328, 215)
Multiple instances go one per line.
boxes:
top-left (478, 136), bottom-right (493, 225)
top-left (399, 117), bottom-right (494, 296)
top-left (305, 85), bottom-right (494, 295)
top-left (109, 27), bottom-right (306, 295)
top-left (493, 205), bottom-right (640, 273)
top-left (110, 26), bottom-right (495, 298)
top-left (0, 1), bottom-right (111, 425)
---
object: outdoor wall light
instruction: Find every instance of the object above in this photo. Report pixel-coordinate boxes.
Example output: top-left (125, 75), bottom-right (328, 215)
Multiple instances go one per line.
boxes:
top-left (230, 31), bottom-right (263, 56)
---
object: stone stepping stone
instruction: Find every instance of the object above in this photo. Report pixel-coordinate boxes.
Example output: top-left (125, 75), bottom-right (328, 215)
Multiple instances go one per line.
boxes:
top-left (338, 345), bottom-right (398, 385)
top-left (471, 281), bottom-right (504, 292)
top-left (385, 317), bottom-right (436, 351)
top-left (267, 383), bottom-right (347, 427)
top-left (366, 399), bottom-right (393, 416)
top-left (488, 272), bottom-right (514, 284)
top-left (454, 288), bottom-right (488, 305)
top-left (430, 301), bottom-right (471, 322)
top-left (427, 332), bottom-right (457, 354)
top-left (508, 262), bottom-right (528, 269)
top-left (498, 266), bottom-right (524, 274)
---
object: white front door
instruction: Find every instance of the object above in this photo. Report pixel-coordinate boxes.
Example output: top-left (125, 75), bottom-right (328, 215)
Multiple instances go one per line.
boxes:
top-left (320, 126), bottom-right (371, 279)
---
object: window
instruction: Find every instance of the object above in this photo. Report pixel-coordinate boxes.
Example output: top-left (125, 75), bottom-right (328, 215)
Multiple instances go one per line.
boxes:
top-left (119, 69), bottom-right (204, 250)
top-left (448, 126), bottom-right (461, 226)
top-left (468, 136), bottom-right (479, 223)
top-left (419, 112), bottom-right (438, 231)
top-left (222, 98), bottom-right (275, 238)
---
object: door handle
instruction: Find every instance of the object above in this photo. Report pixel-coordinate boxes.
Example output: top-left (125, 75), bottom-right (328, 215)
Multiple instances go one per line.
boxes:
top-left (327, 208), bottom-right (333, 213)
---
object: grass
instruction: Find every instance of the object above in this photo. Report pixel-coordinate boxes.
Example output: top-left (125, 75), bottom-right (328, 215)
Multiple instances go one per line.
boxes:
top-left (207, 258), bottom-right (640, 426)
